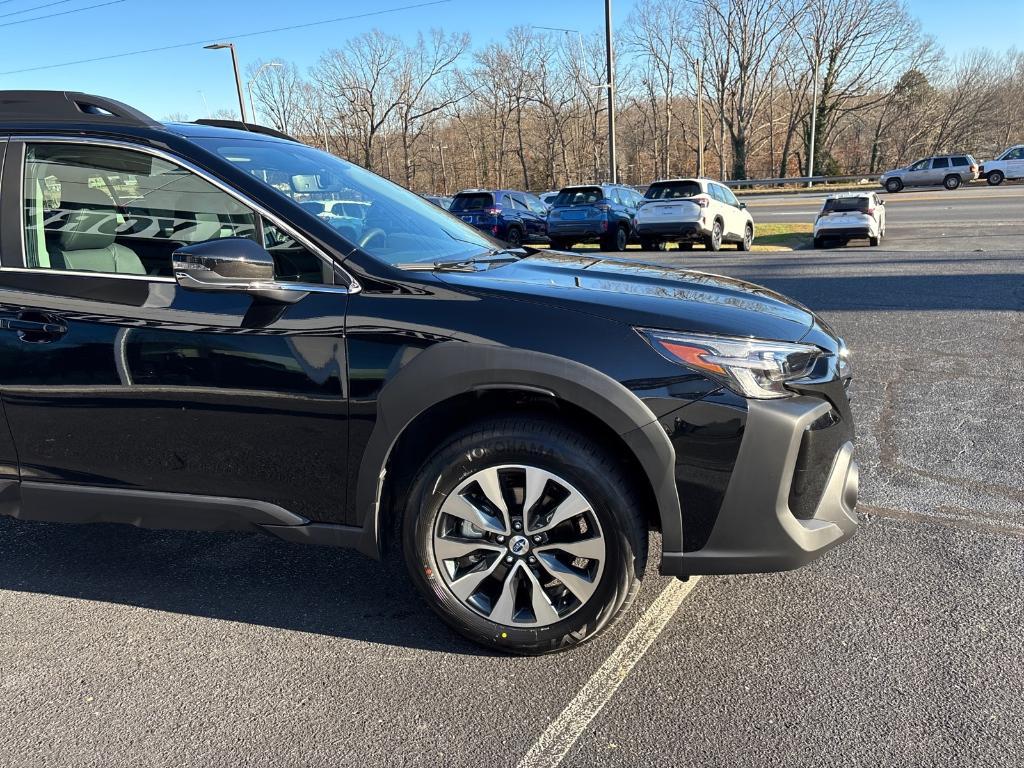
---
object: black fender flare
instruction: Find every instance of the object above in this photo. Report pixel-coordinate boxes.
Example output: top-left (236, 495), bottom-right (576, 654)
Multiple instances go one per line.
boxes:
top-left (352, 341), bottom-right (683, 560)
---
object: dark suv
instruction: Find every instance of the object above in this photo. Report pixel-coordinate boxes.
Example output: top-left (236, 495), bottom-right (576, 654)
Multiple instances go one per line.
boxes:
top-left (0, 92), bottom-right (859, 655)
top-left (547, 183), bottom-right (644, 251)
top-left (449, 189), bottom-right (548, 247)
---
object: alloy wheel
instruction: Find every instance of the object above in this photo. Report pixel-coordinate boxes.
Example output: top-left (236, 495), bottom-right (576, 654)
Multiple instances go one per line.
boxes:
top-left (431, 464), bottom-right (606, 628)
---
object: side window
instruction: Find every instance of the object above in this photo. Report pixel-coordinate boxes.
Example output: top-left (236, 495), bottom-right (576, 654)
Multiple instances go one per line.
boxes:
top-left (951, 157), bottom-right (968, 167)
top-left (22, 143), bottom-right (325, 284)
top-left (909, 159), bottom-right (929, 171)
top-left (1008, 148), bottom-right (1024, 160)
top-left (721, 186), bottom-right (740, 206)
top-left (932, 157), bottom-right (950, 169)
top-left (709, 184), bottom-right (726, 203)
top-left (524, 195), bottom-right (547, 214)
top-left (510, 195), bottom-right (529, 211)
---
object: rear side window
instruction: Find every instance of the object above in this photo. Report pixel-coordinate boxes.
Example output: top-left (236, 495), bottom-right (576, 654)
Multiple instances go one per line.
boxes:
top-left (932, 157), bottom-right (950, 169)
top-left (645, 181), bottom-right (702, 199)
top-left (951, 157), bottom-right (968, 167)
top-left (450, 192), bottom-right (494, 212)
top-left (823, 197), bottom-right (871, 214)
top-left (553, 187), bottom-right (603, 206)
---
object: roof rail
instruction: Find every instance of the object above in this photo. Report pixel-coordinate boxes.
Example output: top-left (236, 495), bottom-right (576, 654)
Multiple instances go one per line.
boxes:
top-left (192, 119), bottom-right (298, 143)
top-left (0, 91), bottom-right (159, 127)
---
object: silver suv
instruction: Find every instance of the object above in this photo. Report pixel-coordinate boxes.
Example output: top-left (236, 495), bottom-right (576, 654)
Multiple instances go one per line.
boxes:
top-left (880, 154), bottom-right (979, 192)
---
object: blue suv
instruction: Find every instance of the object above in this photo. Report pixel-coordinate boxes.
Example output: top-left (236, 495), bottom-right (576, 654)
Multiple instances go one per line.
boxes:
top-left (449, 189), bottom-right (549, 247)
top-left (547, 184), bottom-right (644, 251)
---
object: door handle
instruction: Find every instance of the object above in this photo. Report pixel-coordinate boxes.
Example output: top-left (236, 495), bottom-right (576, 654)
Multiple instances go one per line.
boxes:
top-left (0, 314), bottom-right (68, 342)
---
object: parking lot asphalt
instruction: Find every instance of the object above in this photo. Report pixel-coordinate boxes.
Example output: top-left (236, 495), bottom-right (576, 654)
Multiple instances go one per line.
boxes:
top-left (2, 252), bottom-right (1023, 764)
top-left (743, 182), bottom-right (1024, 252)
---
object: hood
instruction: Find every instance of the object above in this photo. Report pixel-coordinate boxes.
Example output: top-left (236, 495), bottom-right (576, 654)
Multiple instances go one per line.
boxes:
top-left (436, 251), bottom-right (820, 343)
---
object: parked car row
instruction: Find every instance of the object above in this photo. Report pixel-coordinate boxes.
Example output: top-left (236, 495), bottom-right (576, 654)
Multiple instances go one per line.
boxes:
top-left (430, 179), bottom-right (757, 253)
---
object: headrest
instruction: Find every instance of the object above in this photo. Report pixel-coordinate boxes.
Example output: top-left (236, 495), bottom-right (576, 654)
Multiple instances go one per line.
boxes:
top-left (58, 183), bottom-right (117, 252)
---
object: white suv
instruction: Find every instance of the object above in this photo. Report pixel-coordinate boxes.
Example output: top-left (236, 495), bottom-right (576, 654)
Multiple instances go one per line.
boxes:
top-left (980, 145), bottom-right (1024, 186)
top-left (813, 192), bottom-right (886, 248)
top-left (634, 178), bottom-right (754, 252)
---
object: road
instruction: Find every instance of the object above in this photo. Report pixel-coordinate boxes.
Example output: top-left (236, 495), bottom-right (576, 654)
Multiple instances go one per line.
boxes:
top-left (1, 252), bottom-right (1023, 764)
top-left (742, 182), bottom-right (1024, 251)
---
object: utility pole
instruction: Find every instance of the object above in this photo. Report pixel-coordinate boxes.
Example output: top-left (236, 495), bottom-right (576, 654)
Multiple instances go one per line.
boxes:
top-left (604, 0), bottom-right (617, 183)
top-left (696, 58), bottom-right (704, 177)
top-left (807, 55), bottom-right (819, 187)
top-left (204, 42), bottom-right (249, 123)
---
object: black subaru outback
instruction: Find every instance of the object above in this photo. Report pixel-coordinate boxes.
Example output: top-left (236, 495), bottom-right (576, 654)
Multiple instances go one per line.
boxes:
top-left (0, 92), bottom-right (858, 654)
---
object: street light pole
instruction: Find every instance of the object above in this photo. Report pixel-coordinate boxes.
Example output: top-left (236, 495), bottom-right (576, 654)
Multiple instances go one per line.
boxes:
top-left (604, 0), bottom-right (617, 184)
top-left (247, 61), bottom-right (282, 125)
top-left (437, 144), bottom-right (449, 194)
top-left (204, 42), bottom-right (248, 123)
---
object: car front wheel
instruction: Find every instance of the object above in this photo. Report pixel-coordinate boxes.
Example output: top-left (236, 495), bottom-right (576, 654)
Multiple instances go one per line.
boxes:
top-left (885, 178), bottom-right (903, 193)
top-left (402, 417), bottom-right (647, 655)
top-left (738, 224), bottom-right (753, 251)
top-left (987, 170), bottom-right (1004, 186)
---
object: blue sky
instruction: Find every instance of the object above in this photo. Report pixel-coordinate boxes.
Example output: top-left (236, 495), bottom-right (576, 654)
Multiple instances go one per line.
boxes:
top-left (1, 0), bottom-right (1020, 121)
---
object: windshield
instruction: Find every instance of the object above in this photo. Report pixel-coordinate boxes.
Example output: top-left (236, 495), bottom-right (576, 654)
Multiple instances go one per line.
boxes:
top-left (194, 137), bottom-right (495, 266)
top-left (553, 187), bottom-right (603, 206)
top-left (645, 181), bottom-right (702, 199)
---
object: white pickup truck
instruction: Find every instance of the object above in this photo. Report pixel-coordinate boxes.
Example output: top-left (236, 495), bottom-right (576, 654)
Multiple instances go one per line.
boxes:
top-left (980, 145), bottom-right (1024, 185)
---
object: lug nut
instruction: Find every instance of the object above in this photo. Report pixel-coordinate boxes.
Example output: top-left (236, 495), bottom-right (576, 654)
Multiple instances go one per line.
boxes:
top-left (513, 520), bottom-right (523, 531)
top-left (533, 535), bottom-right (543, 543)
top-left (497, 535), bottom-right (506, 543)
top-left (505, 555), bottom-right (514, 564)
top-left (528, 556), bottom-right (537, 564)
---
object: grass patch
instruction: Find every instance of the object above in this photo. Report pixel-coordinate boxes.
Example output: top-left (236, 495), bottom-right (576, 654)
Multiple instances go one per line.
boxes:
top-left (751, 222), bottom-right (812, 251)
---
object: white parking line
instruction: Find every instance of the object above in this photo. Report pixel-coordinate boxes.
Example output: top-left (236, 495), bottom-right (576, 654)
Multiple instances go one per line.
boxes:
top-left (516, 577), bottom-right (702, 768)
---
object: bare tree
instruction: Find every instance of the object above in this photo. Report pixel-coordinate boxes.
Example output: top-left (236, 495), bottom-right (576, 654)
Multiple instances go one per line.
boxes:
top-left (249, 60), bottom-right (306, 134)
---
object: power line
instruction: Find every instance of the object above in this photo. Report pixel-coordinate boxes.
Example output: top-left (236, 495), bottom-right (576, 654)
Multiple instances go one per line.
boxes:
top-left (0, 0), bottom-right (91, 20)
top-left (0, 0), bottom-right (452, 76)
top-left (0, 0), bottom-right (122, 29)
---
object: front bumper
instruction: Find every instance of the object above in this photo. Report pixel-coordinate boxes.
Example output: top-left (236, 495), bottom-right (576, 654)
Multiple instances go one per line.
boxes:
top-left (661, 395), bottom-right (858, 577)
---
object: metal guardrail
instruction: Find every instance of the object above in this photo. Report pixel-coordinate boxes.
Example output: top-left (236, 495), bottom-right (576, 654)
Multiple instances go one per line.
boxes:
top-left (724, 174), bottom-right (880, 189)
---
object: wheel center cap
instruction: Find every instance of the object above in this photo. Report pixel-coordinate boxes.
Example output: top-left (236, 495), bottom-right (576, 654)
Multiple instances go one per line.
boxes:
top-left (508, 535), bottom-right (531, 556)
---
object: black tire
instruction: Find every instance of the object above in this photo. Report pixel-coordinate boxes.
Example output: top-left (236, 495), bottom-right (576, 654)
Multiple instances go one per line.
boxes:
top-left (549, 238), bottom-right (573, 251)
top-left (885, 178), bottom-right (903, 193)
top-left (987, 170), bottom-right (1004, 186)
top-left (869, 235), bottom-right (880, 246)
top-left (813, 236), bottom-right (824, 249)
top-left (401, 417), bottom-right (648, 655)
top-left (943, 174), bottom-right (961, 190)
top-left (505, 227), bottom-right (523, 247)
top-left (704, 220), bottom-right (723, 251)
top-left (602, 225), bottom-right (628, 252)
top-left (679, 242), bottom-right (694, 251)
top-left (737, 224), bottom-right (753, 251)
top-left (640, 238), bottom-right (666, 252)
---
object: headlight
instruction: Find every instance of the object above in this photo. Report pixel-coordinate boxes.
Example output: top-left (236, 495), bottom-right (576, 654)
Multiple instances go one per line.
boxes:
top-left (638, 328), bottom-right (825, 399)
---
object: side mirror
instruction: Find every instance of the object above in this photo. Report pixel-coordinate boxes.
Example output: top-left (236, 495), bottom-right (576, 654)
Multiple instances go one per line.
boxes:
top-left (172, 238), bottom-right (307, 304)
top-left (738, 202), bottom-right (747, 209)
